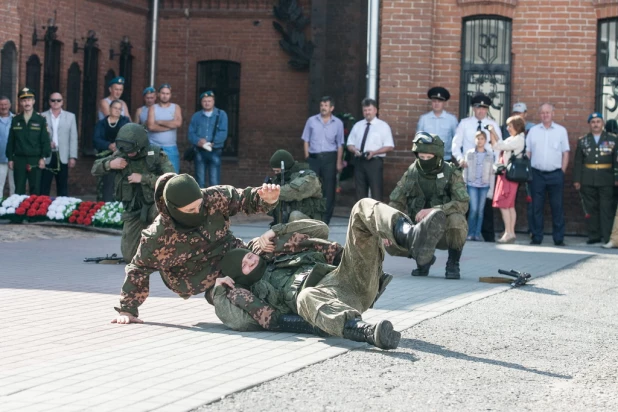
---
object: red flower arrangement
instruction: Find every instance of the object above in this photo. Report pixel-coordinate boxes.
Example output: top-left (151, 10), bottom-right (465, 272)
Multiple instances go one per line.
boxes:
top-left (15, 195), bottom-right (52, 220)
top-left (69, 201), bottom-right (104, 226)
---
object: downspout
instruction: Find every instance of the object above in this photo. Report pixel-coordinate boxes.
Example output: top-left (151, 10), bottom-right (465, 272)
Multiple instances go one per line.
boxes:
top-left (150, 0), bottom-right (159, 86)
top-left (366, 0), bottom-right (379, 99)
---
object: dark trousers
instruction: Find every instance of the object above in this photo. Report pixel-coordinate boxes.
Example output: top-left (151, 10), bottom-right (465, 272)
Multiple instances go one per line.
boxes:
top-left (481, 198), bottom-right (495, 242)
top-left (307, 152), bottom-right (337, 224)
top-left (580, 185), bottom-right (615, 243)
top-left (354, 157), bottom-right (383, 201)
top-left (40, 152), bottom-right (69, 196)
top-left (13, 156), bottom-right (42, 195)
top-left (530, 168), bottom-right (565, 243)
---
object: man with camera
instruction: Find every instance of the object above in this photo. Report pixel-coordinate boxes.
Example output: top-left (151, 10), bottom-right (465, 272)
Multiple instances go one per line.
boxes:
top-left (451, 93), bottom-right (502, 242)
top-left (346, 98), bottom-right (395, 201)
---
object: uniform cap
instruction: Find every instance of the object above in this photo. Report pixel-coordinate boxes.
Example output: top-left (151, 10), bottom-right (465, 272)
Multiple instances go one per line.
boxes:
top-left (471, 94), bottom-right (491, 108)
top-left (18, 87), bottom-right (35, 99)
top-left (427, 87), bottom-right (450, 101)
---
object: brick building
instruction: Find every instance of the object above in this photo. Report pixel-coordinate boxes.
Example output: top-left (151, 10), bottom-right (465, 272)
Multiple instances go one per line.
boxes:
top-left (2, 0), bottom-right (618, 235)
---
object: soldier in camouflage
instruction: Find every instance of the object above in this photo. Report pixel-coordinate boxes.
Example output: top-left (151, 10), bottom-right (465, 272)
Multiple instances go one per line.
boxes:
top-left (212, 198), bottom-right (447, 350)
top-left (111, 172), bottom-right (282, 324)
top-left (389, 132), bottom-right (469, 279)
top-left (92, 124), bottom-right (176, 261)
top-left (267, 149), bottom-right (326, 224)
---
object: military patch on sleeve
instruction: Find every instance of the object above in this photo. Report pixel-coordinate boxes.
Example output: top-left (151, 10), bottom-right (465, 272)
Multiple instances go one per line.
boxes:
top-left (148, 151), bottom-right (154, 155)
top-left (437, 173), bottom-right (444, 179)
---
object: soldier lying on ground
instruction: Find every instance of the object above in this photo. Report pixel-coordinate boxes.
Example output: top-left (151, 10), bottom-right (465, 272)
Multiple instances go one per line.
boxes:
top-left (212, 198), bottom-right (447, 350)
top-left (111, 173), bottom-right (282, 324)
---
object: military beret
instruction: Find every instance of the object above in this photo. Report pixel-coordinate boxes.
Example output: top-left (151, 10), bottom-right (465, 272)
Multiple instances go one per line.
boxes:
top-left (588, 112), bottom-right (603, 123)
top-left (158, 83), bottom-right (172, 92)
top-left (18, 87), bottom-right (35, 99)
top-left (107, 76), bottom-right (125, 87)
top-left (427, 87), bottom-right (450, 101)
top-left (200, 90), bottom-right (215, 100)
top-left (142, 86), bottom-right (156, 95)
top-left (471, 94), bottom-right (491, 108)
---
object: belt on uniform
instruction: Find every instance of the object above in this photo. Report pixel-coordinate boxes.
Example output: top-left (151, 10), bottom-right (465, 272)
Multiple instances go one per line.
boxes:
top-left (308, 152), bottom-right (337, 159)
top-left (584, 164), bottom-right (612, 170)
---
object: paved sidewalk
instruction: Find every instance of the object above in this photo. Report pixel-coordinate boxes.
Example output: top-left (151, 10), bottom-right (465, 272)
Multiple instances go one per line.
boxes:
top-left (0, 217), bottom-right (613, 412)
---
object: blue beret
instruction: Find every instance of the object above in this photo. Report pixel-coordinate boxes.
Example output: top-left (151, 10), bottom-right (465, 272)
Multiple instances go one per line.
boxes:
top-left (200, 90), bottom-right (215, 100)
top-left (588, 112), bottom-right (603, 123)
top-left (142, 86), bottom-right (156, 95)
top-left (108, 76), bottom-right (125, 87)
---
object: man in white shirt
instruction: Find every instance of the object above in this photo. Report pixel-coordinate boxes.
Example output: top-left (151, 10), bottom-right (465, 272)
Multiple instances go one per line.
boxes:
top-left (347, 98), bottom-right (395, 201)
top-left (526, 103), bottom-right (570, 246)
top-left (41, 93), bottom-right (78, 196)
top-left (452, 93), bottom-right (502, 242)
top-left (416, 87), bottom-right (458, 162)
top-left (0, 96), bottom-right (15, 197)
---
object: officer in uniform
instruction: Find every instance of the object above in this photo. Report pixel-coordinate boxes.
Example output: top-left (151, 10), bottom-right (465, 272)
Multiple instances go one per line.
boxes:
top-left (92, 123), bottom-right (175, 261)
top-left (573, 112), bottom-right (618, 244)
top-left (416, 87), bottom-right (458, 162)
top-left (267, 149), bottom-right (326, 225)
top-left (389, 132), bottom-right (469, 279)
top-left (212, 198), bottom-right (447, 350)
top-left (6, 88), bottom-right (51, 195)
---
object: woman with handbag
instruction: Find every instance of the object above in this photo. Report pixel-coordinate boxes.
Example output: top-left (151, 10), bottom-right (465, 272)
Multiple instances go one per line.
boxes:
top-left (488, 116), bottom-right (526, 243)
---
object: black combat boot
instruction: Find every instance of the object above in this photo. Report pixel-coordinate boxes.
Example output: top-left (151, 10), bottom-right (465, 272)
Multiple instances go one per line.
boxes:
top-left (342, 319), bottom-right (401, 350)
top-left (411, 255), bottom-right (436, 277)
top-left (393, 211), bottom-right (446, 266)
top-left (370, 272), bottom-right (393, 308)
top-left (277, 314), bottom-right (329, 337)
top-left (445, 248), bottom-right (462, 279)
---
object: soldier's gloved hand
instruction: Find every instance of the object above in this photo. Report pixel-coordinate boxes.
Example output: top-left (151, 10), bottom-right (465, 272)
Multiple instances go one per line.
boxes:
top-left (128, 173), bottom-right (142, 183)
top-left (256, 229), bottom-right (276, 254)
top-left (110, 158), bottom-right (128, 170)
top-left (258, 183), bottom-right (281, 204)
top-left (216, 276), bottom-right (235, 289)
top-left (111, 312), bottom-right (143, 324)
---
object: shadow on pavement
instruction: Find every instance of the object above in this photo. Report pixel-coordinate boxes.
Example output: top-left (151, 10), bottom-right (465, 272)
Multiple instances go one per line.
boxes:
top-left (518, 284), bottom-right (565, 296)
top-left (398, 338), bottom-right (572, 379)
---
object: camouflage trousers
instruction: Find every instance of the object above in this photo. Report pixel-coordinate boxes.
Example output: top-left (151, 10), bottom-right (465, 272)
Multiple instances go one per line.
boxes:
top-left (435, 213), bottom-right (467, 251)
top-left (121, 204), bottom-right (158, 263)
top-left (296, 198), bottom-right (408, 337)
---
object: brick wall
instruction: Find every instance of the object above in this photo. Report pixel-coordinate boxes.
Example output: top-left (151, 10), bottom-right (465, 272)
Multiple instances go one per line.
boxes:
top-left (379, 0), bottom-right (612, 235)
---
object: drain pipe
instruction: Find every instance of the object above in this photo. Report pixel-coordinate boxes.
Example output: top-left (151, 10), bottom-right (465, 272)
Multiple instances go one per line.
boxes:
top-left (366, 0), bottom-right (379, 99)
top-left (149, 0), bottom-right (159, 86)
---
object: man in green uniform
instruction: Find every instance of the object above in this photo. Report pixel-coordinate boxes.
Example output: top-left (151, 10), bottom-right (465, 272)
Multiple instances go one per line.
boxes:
top-left (111, 173), bottom-right (281, 324)
top-left (5, 88), bottom-right (51, 195)
top-left (92, 123), bottom-right (176, 261)
top-left (212, 198), bottom-right (447, 350)
top-left (573, 112), bottom-right (618, 244)
top-left (389, 132), bottom-right (469, 279)
top-left (267, 149), bottom-right (326, 224)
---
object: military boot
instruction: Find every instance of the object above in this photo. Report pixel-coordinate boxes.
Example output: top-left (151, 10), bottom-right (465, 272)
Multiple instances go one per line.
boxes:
top-left (445, 248), bottom-right (462, 279)
top-left (277, 314), bottom-right (329, 337)
top-left (370, 272), bottom-right (393, 308)
top-left (393, 210), bottom-right (446, 266)
top-left (411, 255), bottom-right (436, 277)
top-left (342, 319), bottom-right (401, 350)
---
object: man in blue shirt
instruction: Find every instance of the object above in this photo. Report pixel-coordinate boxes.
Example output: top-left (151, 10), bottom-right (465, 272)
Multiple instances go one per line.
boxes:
top-left (188, 91), bottom-right (228, 187)
top-left (301, 96), bottom-right (344, 224)
top-left (416, 87), bottom-right (458, 162)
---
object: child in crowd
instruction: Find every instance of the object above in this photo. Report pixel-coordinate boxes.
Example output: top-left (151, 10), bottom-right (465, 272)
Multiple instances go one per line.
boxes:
top-left (463, 131), bottom-right (493, 241)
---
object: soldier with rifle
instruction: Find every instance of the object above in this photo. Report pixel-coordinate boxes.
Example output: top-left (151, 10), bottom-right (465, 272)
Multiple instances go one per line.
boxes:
top-left (267, 150), bottom-right (326, 225)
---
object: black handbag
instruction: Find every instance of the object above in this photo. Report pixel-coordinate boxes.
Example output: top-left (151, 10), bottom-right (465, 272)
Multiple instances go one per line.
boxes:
top-left (505, 144), bottom-right (532, 183)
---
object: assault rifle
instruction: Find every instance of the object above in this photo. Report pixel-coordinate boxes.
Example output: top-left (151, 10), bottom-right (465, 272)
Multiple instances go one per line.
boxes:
top-left (497, 269), bottom-right (531, 287)
top-left (84, 253), bottom-right (125, 264)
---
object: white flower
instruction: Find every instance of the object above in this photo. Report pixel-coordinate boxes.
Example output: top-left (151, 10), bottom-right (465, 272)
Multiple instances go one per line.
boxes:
top-left (7, 207), bottom-right (15, 214)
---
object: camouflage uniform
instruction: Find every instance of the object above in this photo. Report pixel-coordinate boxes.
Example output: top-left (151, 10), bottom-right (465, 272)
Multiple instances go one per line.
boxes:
top-left (213, 199), bottom-right (411, 337)
top-left (389, 132), bottom-right (469, 279)
top-left (92, 124), bottom-right (176, 261)
top-left (269, 161), bottom-right (326, 223)
top-left (114, 172), bottom-right (276, 317)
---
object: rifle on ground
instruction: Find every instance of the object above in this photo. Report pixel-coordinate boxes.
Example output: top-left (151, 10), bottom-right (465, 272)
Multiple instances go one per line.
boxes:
top-left (83, 253), bottom-right (125, 264)
top-left (497, 269), bottom-right (532, 287)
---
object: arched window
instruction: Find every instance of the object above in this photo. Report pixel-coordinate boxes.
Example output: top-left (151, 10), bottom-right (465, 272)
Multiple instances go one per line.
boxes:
top-left (196, 60), bottom-right (241, 157)
top-left (81, 45), bottom-right (99, 155)
top-left (103, 69), bottom-right (116, 98)
top-left (67, 62), bottom-right (81, 126)
top-left (43, 40), bottom-right (62, 111)
top-left (119, 49), bottom-right (133, 112)
top-left (26, 54), bottom-right (42, 112)
top-left (459, 16), bottom-right (512, 125)
top-left (0, 41), bottom-right (18, 103)
top-left (596, 18), bottom-right (618, 122)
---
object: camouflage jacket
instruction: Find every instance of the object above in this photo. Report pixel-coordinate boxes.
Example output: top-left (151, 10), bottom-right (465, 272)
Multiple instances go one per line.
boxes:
top-left (115, 173), bottom-right (277, 317)
top-left (212, 220), bottom-right (343, 331)
top-left (91, 146), bottom-right (175, 213)
top-left (389, 161), bottom-right (469, 218)
top-left (268, 162), bottom-right (325, 222)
